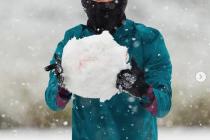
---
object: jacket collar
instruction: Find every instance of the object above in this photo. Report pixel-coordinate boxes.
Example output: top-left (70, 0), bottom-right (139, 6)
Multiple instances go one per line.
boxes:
top-left (82, 18), bottom-right (135, 40)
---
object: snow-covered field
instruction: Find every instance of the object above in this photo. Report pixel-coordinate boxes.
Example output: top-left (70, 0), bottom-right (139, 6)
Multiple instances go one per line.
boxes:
top-left (0, 127), bottom-right (209, 140)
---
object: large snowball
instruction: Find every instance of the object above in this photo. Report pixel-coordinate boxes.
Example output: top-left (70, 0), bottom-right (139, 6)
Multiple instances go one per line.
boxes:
top-left (62, 31), bottom-right (130, 102)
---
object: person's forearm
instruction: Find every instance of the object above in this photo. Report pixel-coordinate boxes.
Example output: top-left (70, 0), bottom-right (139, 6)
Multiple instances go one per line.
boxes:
top-left (45, 71), bottom-right (70, 111)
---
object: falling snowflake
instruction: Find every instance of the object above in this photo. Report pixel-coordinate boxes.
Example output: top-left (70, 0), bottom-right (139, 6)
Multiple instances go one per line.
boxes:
top-left (133, 41), bottom-right (140, 48)
top-left (127, 97), bottom-right (136, 102)
top-left (1, 114), bottom-right (6, 118)
top-left (63, 121), bottom-right (68, 126)
top-left (195, 72), bottom-right (207, 82)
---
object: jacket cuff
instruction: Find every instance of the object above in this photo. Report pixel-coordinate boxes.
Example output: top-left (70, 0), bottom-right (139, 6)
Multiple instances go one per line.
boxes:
top-left (56, 94), bottom-right (69, 108)
top-left (56, 86), bottom-right (71, 108)
top-left (58, 86), bottom-right (72, 100)
top-left (141, 85), bottom-right (157, 116)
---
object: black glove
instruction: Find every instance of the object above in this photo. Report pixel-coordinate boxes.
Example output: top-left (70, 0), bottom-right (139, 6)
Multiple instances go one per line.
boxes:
top-left (57, 85), bottom-right (72, 100)
top-left (45, 53), bottom-right (72, 100)
top-left (45, 53), bottom-right (65, 87)
top-left (116, 58), bottom-right (150, 98)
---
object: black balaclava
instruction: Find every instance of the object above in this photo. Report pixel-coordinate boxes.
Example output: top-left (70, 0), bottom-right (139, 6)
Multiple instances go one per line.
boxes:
top-left (81, 0), bottom-right (128, 34)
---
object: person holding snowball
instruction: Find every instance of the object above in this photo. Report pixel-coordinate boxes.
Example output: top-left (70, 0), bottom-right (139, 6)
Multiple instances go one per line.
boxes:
top-left (44, 0), bottom-right (172, 140)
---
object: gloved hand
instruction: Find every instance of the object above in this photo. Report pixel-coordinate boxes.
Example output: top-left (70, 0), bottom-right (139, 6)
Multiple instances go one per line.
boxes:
top-left (45, 53), bottom-right (65, 87)
top-left (116, 58), bottom-right (150, 98)
top-left (45, 53), bottom-right (72, 100)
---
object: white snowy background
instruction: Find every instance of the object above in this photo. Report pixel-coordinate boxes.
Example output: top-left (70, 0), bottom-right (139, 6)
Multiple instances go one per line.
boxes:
top-left (0, 0), bottom-right (210, 139)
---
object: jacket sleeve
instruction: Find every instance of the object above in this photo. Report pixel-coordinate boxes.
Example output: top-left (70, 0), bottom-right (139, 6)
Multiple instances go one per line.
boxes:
top-left (44, 26), bottom-right (79, 111)
top-left (45, 40), bottom-right (70, 111)
top-left (142, 27), bottom-right (173, 118)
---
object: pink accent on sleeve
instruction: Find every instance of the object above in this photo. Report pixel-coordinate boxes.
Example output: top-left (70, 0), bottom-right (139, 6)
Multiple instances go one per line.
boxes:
top-left (56, 94), bottom-right (69, 108)
top-left (145, 86), bottom-right (157, 116)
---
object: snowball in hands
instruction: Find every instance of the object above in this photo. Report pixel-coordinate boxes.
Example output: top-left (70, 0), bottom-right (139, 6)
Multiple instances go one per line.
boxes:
top-left (62, 31), bottom-right (130, 102)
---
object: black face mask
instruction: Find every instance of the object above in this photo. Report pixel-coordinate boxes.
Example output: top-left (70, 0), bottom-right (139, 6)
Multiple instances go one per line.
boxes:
top-left (81, 0), bottom-right (128, 34)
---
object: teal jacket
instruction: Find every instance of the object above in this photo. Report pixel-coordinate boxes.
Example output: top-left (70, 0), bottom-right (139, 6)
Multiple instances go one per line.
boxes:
top-left (45, 18), bottom-right (172, 140)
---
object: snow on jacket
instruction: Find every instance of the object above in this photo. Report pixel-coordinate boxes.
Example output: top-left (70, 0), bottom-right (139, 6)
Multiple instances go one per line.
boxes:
top-left (45, 18), bottom-right (172, 140)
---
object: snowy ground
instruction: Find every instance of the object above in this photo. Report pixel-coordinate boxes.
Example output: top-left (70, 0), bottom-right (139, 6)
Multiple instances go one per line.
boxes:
top-left (0, 127), bottom-right (209, 140)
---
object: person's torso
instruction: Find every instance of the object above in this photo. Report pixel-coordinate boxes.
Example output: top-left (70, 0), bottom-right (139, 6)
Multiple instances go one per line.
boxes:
top-left (62, 19), bottom-right (157, 140)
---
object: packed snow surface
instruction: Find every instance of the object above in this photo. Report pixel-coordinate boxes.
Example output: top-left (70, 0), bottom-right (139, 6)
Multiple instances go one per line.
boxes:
top-left (62, 31), bottom-right (130, 102)
top-left (0, 127), bottom-right (210, 140)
